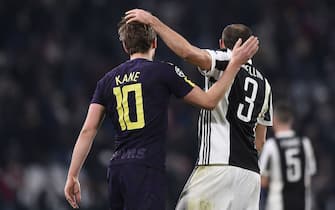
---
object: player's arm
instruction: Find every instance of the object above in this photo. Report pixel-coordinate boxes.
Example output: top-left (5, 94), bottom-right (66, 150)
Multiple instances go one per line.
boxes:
top-left (125, 9), bottom-right (212, 70)
top-left (64, 104), bottom-right (105, 209)
top-left (261, 176), bottom-right (270, 188)
top-left (183, 37), bottom-right (258, 109)
top-left (256, 80), bottom-right (272, 152)
top-left (255, 124), bottom-right (267, 152)
top-left (259, 140), bottom-right (273, 189)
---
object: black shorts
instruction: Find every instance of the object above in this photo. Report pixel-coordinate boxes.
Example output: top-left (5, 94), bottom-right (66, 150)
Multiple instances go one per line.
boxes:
top-left (107, 164), bottom-right (166, 210)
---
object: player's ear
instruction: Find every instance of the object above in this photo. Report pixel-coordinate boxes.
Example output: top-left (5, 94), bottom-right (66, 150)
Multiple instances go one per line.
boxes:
top-left (122, 42), bottom-right (129, 54)
top-left (219, 39), bottom-right (225, 49)
top-left (152, 38), bottom-right (157, 49)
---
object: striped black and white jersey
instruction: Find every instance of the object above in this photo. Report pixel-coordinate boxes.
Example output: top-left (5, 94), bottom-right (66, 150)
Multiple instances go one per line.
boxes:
top-left (197, 49), bottom-right (273, 173)
top-left (259, 130), bottom-right (317, 210)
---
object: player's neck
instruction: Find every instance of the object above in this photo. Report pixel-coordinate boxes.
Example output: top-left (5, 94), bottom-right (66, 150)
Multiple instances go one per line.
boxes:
top-left (130, 52), bottom-right (153, 61)
top-left (274, 124), bottom-right (292, 134)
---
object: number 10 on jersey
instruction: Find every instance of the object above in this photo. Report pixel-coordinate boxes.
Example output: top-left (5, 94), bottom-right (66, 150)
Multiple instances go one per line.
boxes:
top-left (113, 83), bottom-right (145, 131)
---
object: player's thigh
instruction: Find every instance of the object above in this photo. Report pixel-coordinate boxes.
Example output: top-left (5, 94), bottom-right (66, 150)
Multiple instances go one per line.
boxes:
top-left (231, 168), bottom-right (260, 210)
top-left (107, 166), bottom-right (124, 210)
top-left (122, 164), bottom-right (166, 210)
top-left (176, 166), bottom-right (235, 210)
top-left (244, 171), bottom-right (260, 210)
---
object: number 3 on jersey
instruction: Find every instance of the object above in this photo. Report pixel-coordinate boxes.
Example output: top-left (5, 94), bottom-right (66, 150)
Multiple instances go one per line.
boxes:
top-left (113, 83), bottom-right (145, 131)
top-left (237, 77), bottom-right (258, 122)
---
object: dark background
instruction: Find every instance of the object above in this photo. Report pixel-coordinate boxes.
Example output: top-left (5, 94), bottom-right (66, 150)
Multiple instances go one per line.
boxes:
top-left (0, 0), bottom-right (334, 209)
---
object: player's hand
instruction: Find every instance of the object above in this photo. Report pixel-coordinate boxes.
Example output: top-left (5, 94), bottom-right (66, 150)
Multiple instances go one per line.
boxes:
top-left (230, 36), bottom-right (259, 66)
top-left (125, 9), bottom-right (154, 25)
top-left (64, 176), bottom-right (81, 209)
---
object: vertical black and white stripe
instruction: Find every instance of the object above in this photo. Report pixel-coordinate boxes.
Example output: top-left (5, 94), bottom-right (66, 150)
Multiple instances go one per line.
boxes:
top-left (259, 134), bottom-right (317, 210)
top-left (196, 49), bottom-right (273, 173)
top-left (198, 109), bottom-right (212, 164)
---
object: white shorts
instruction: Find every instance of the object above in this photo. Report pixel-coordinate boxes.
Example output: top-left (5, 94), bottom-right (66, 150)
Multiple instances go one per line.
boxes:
top-left (176, 165), bottom-right (260, 210)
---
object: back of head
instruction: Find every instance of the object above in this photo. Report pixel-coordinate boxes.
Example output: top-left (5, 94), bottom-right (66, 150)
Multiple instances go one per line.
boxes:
top-left (274, 101), bottom-right (294, 125)
top-left (118, 17), bottom-right (157, 55)
top-left (222, 24), bottom-right (252, 50)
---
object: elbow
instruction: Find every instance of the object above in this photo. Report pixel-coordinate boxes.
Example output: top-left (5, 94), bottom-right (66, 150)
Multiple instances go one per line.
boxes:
top-left (181, 51), bottom-right (193, 61)
top-left (256, 138), bottom-right (266, 152)
top-left (180, 45), bottom-right (195, 61)
top-left (80, 127), bottom-right (97, 136)
top-left (203, 100), bottom-right (217, 110)
top-left (207, 104), bottom-right (216, 110)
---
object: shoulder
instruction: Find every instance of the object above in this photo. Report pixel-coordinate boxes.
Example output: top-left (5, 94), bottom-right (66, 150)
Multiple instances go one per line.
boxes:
top-left (206, 49), bottom-right (230, 60)
top-left (156, 60), bottom-right (177, 69)
top-left (301, 136), bottom-right (311, 142)
top-left (96, 65), bottom-right (121, 87)
top-left (204, 49), bottom-right (231, 71)
top-left (263, 138), bottom-right (277, 151)
top-left (301, 136), bottom-right (314, 149)
top-left (155, 60), bottom-right (186, 76)
top-left (264, 77), bottom-right (272, 89)
top-left (207, 49), bottom-right (230, 64)
top-left (99, 69), bottom-right (115, 82)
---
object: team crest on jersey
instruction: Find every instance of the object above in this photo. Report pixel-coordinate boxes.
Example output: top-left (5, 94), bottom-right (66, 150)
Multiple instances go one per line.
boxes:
top-left (175, 66), bottom-right (186, 78)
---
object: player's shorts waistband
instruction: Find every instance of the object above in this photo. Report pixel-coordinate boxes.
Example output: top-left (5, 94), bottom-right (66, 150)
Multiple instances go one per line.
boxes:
top-left (195, 164), bottom-right (229, 166)
top-left (195, 164), bottom-right (260, 174)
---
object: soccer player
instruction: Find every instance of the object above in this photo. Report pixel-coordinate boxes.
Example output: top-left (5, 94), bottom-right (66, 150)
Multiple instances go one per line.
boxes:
top-left (126, 9), bottom-right (273, 210)
top-left (64, 16), bottom-right (259, 209)
top-left (259, 102), bottom-right (317, 210)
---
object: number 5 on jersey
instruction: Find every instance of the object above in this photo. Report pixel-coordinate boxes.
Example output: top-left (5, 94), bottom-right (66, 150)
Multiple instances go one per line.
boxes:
top-left (113, 83), bottom-right (145, 131)
top-left (285, 147), bottom-right (302, 182)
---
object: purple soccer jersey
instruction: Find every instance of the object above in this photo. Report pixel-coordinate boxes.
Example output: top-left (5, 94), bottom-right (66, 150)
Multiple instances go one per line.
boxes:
top-left (91, 58), bottom-right (194, 168)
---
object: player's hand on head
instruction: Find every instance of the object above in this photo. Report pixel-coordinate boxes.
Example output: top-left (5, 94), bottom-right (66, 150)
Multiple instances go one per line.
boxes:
top-left (64, 177), bottom-right (81, 209)
top-left (125, 9), bottom-right (154, 25)
top-left (231, 36), bottom-right (259, 66)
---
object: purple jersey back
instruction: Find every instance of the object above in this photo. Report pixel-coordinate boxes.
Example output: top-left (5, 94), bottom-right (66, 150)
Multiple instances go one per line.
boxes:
top-left (91, 58), bottom-right (194, 168)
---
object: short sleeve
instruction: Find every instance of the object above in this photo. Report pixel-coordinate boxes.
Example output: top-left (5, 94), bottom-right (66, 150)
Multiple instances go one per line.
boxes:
top-left (91, 78), bottom-right (107, 106)
top-left (257, 79), bottom-right (273, 126)
top-left (198, 49), bottom-right (230, 79)
top-left (164, 64), bottom-right (195, 98)
top-left (302, 137), bottom-right (317, 176)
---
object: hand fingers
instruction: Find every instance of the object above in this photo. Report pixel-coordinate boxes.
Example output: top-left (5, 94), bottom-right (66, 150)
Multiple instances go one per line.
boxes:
top-left (237, 36), bottom-right (258, 59)
top-left (233, 38), bottom-right (242, 50)
top-left (245, 37), bottom-right (259, 57)
top-left (65, 194), bottom-right (79, 209)
top-left (241, 37), bottom-right (256, 52)
top-left (241, 36), bottom-right (256, 48)
top-left (125, 9), bottom-right (139, 15)
top-left (126, 17), bottom-right (137, 24)
top-left (64, 189), bottom-right (73, 205)
top-left (125, 12), bottom-right (135, 19)
top-left (65, 186), bottom-right (79, 209)
top-left (74, 183), bottom-right (81, 204)
top-left (249, 43), bottom-right (259, 57)
top-left (75, 191), bottom-right (81, 205)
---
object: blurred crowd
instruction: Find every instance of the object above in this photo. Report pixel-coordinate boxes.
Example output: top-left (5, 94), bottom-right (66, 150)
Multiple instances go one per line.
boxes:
top-left (0, 0), bottom-right (334, 209)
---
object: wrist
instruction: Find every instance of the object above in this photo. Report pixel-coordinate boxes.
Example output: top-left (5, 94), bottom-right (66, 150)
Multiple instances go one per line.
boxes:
top-left (67, 173), bottom-right (79, 180)
top-left (151, 16), bottom-right (161, 28)
top-left (227, 59), bottom-right (242, 70)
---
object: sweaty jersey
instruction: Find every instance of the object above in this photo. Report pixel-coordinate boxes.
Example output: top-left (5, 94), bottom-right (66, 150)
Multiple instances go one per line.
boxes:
top-left (91, 58), bottom-right (194, 169)
top-left (259, 131), bottom-right (317, 210)
top-left (197, 49), bottom-right (273, 173)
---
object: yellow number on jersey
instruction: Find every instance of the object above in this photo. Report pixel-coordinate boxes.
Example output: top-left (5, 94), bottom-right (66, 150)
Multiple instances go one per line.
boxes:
top-left (113, 83), bottom-right (145, 131)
